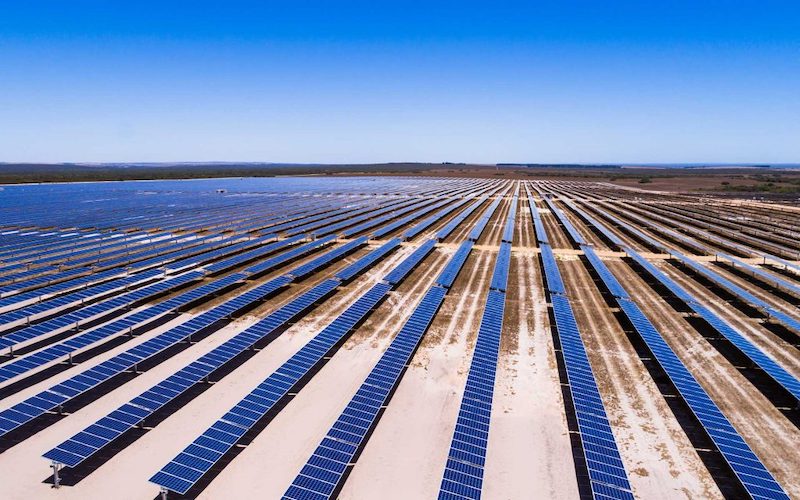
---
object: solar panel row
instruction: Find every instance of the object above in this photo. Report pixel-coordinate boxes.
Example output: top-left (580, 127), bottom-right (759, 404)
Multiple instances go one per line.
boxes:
top-left (467, 190), bottom-right (506, 242)
top-left (618, 299), bottom-right (789, 499)
top-left (403, 197), bottom-right (472, 239)
top-left (284, 285), bottom-right (448, 500)
top-left (438, 290), bottom-right (505, 500)
top-left (0, 269), bottom-right (186, 351)
top-left (288, 237), bottom-right (368, 280)
top-left (33, 230), bottom-right (420, 477)
top-left (0, 267), bottom-right (163, 331)
top-left (382, 239), bottom-right (438, 286)
top-left (435, 196), bottom-right (488, 241)
top-left (541, 195), bottom-right (586, 247)
top-left (335, 239), bottom-right (401, 282)
top-left (670, 252), bottom-right (800, 334)
top-left (716, 253), bottom-right (800, 297)
top-left (438, 192), bottom-right (515, 499)
top-left (436, 241), bottom-right (475, 289)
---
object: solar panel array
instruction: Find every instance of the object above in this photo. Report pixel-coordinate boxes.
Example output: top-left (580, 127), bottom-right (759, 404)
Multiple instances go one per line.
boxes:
top-left (529, 194), bottom-right (635, 500)
top-left (0, 178), bottom-right (796, 499)
top-left (547, 191), bottom-right (792, 499)
top-left (278, 196), bottom-right (509, 500)
top-left (438, 189), bottom-right (517, 499)
top-left (151, 238), bottom-right (441, 495)
top-left (579, 232), bottom-right (800, 404)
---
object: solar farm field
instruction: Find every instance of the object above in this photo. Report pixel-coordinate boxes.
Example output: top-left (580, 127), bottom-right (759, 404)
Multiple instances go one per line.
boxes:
top-left (0, 177), bottom-right (798, 500)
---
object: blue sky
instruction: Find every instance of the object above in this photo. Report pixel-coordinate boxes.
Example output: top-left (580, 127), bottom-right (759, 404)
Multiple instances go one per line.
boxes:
top-left (1, 1), bottom-right (798, 163)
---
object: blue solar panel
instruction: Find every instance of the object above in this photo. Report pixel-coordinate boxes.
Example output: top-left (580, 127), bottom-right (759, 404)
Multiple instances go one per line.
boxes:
top-left (403, 197), bottom-right (471, 239)
top-left (383, 239), bottom-right (437, 286)
top-left (562, 200), bottom-right (625, 248)
top-left (0, 270), bottom-right (196, 351)
top-left (283, 285), bottom-right (447, 499)
top-left (542, 196), bottom-right (586, 246)
top-left (201, 235), bottom-right (303, 273)
top-left (717, 253), bottom-right (800, 297)
top-left (582, 247), bottom-right (629, 300)
top-left (468, 190), bottom-right (507, 242)
top-left (369, 198), bottom-right (451, 239)
top-left (436, 196), bottom-right (487, 240)
top-left (439, 288), bottom-right (506, 499)
top-left (336, 239), bottom-right (401, 282)
top-left (290, 237), bottom-right (368, 280)
top-left (527, 187), bottom-right (633, 499)
top-left (539, 244), bottom-right (566, 296)
top-left (436, 241), bottom-right (474, 289)
top-left (551, 294), bottom-right (634, 499)
top-left (0, 271), bottom-right (207, 383)
top-left (489, 242), bottom-right (512, 292)
top-left (244, 235), bottom-right (337, 275)
top-left (671, 251), bottom-right (800, 334)
top-left (617, 298), bottom-right (789, 499)
top-left (501, 195), bottom-right (518, 243)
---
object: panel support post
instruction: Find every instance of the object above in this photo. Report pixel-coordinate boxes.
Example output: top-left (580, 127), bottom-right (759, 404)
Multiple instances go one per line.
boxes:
top-left (160, 487), bottom-right (169, 500)
top-left (51, 461), bottom-right (62, 488)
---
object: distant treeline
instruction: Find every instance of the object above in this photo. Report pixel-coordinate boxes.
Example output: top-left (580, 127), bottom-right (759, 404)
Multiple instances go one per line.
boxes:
top-left (0, 162), bottom-right (475, 184)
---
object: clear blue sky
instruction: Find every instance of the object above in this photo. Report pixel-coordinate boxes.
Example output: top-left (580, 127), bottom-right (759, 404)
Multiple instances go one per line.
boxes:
top-left (1, 1), bottom-right (798, 164)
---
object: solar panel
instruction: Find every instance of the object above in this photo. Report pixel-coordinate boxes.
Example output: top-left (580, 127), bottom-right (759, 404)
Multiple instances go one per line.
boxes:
top-left (489, 242), bottom-right (512, 292)
top-left (0, 270), bottom-right (196, 351)
top-left (717, 253), bottom-right (800, 297)
top-left (551, 294), bottom-right (634, 499)
top-left (617, 299), bottom-right (789, 499)
top-left (561, 200), bottom-right (625, 248)
top-left (243, 235), bottom-right (337, 275)
top-left (402, 197), bottom-right (470, 239)
top-left (542, 197), bottom-right (586, 247)
top-left (283, 285), bottom-right (447, 499)
top-left (539, 244), bottom-right (566, 296)
top-left (571, 210), bottom-right (791, 499)
top-left (671, 251), bottom-right (800, 334)
top-left (436, 241), bottom-right (474, 289)
top-left (289, 237), bottom-right (368, 280)
top-left (582, 247), bottom-right (629, 300)
top-left (383, 239), bottom-right (437, 286)
top-left (0, 268), bottom-right (162, 330)
top-left (201, 235), bottom-right (303, 273)
top-left (468, 190), bottom-right (506, 242)
top-left (501, 195), bottom-right (518, 244)
top-left (526, 188), bottom-right (633, 499)
top-left (336, 239), bottom-right (401, 282)
top-left (436, 196), bottom-right (487, 240)
top-left (439, 289), bottom-right (505, 499)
